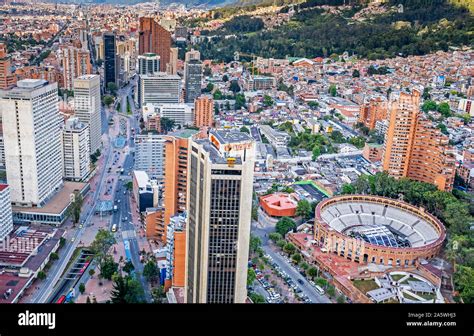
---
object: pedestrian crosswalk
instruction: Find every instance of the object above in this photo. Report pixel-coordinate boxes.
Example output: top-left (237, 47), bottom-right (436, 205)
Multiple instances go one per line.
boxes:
top-left (121, 230), bottom-right (136, 240)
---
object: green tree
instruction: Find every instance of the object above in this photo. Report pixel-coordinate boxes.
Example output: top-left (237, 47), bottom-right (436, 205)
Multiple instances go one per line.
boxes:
top-left (240, 126), bottom-right (250, 133)
top-left (328, 84), bottom-right (337, 97)
top-left (229, 80), bottom-right (241, 93)
top-left (107, 82), bottom-right (118, 95)
top-left (437, 102), bottom-right (451, 118)
top-left (291, 253), bottom-right (302, 264)
top-left (110, 273), bottom-right (145, 304)
top-left (341, 183), bottom-right (356, 194)
top-left (100, 255), bottom-right (118, 280)
top-left (151, 286), bottom-right (166, 303)
top-left (249, 292), bottom-right (265, 303)
top-left (275, 217), bottom-right (296, 236)
top-left (68, 190), bottom-right (83, 226)
top-left (123, 260), bottom-right (135, 274)
top-left (90, 229), bottom-right (116, 275)
top-left (276, 239), bottom-right (286, 249)
top-left (50, 252), bottom-right (59, 261)
top-left (312, 146), bottom-right (321, 161)
top-left (104, 94), bottom-right (116, 112)
top-left (88, 269), bottom-right (95, 278)
top-left (143, 259), bottom-right (160, 283)
top-left (247, 268), bottom-right (256, 286)
top-left (352, 69), bottom-right (360, 78)
top-left (421, 100), bottom-right (437, 113)
top-left (79, 283), bottom-right (86, 294)
top-left (326, 285), bottom-right (336, 297)
top-left (296, 199), bottom-right (312, 220)
top-left (263, 95), bottom-right (273, 107)
top-left (222, 74), bottom-right (229, 82)
top-left (37, 271), bottom-right (46, 280)
top-left (269, 232), bottom-right (282, 243)
top-left (454, 265), bottom-right (474, 303)
top-left (283, 242), bottom-right (296, 256)
top-left (249, 235), bottom-right (262, 254)
top-left (307, 267), bottom-right (318, 279)
top-left (160, 117), bottom-right (176, 133)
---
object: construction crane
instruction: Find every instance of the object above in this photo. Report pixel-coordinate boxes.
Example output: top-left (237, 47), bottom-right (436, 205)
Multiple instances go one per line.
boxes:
top-left (234, 51), bottom-right (258, 76)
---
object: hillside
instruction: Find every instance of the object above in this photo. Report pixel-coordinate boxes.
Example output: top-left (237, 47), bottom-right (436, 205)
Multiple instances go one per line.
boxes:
top-left (195, 0), bottom-right (474, 62)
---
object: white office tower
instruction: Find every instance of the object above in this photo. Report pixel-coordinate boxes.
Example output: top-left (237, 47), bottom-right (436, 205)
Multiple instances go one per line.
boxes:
top-left (185, 130), bottom-right (255, 303)
top-left (138, 72), bottom-right (180, 107)
top-left (73, 75), bottom-right (102, 154)
top-left (138, 53), bottom-right (160, 75)
top-left (0, 184), bottom-right (13, 241)
top-left (134, 134), bottom-right (165, 182)
top-left (0, 79), bottom-right (63, 207)
top-left (142, 103), bottom-right (194, 126)
top-left (62, 117), bottom-right (91, 181)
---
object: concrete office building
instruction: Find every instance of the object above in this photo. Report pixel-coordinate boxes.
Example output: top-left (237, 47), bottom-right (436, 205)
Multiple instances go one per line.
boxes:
top-left (135, 134), bottom-right (166, 181)
top-left (0, 79), bottom-right (63, 207)
top-left (168, 48), bottom-right (178, 75)
top-left (73, 75), bottom-right (102, 154)
top-left (62, 117), bottom-right (90, 181)
top-left (185, 130), bottom-right (255, 303)
top-left (184, 59), bottom-right (202, 104)
top-left (132, 170), bottom-right (159, 213)
top-left (0, 184), bottom-right (13, 241)
top-left (138, 73), bottom-right (180, 108)
top-left (138, 53), bottom-right (160, 76)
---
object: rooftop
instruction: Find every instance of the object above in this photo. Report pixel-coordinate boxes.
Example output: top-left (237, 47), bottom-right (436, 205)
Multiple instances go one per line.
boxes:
top-left (12, 181), bottom-right (87, 215)
top-left (210, 129), bottom-right (252, 144)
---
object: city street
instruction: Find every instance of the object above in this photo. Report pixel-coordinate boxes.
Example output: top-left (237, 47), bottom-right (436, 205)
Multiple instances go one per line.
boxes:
top-left (251, 220), bottom-right (331, 303)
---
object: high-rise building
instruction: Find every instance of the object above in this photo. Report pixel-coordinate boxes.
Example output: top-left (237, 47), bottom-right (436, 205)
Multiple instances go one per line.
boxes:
top-left (103, 32), bottom-right (118, 87)
top-left (168, 48), bottom-right (178, 75)
top-left (185, 49), bottom-right (201, 63)
top-left (62, 46), bottom-right (92, 91)
top-left (184, 59), bottom-right (202, 104)
top-left (62, 117), bottom-right (90, 181)
top-left (135, 134), bottom-right (166, 181)
top-left (79, 29), bottom-right (89, 51)
top-left (139, 17), bottom-right (171, 73)
top-left (138, 53), bottom-right (160, 75)
top-left (0, 43), bottom-right (16, 89)
top-left (0, 79), bottom-right (63, 207)
top-left (0, 184), bottom-right (13, 241)
top-left (194, 96), bottom-right (214, 128)
top-left (143, 132), bottom-right (193, 243)
top-left (185, 130), bottom-right (255, 303)
top-left (382, 90), bottom-right (455, 191)
top-left (74, 75), bottom-right (102, 154)
top-left (138, 73), bottom-right (180, 107)
top-left (358, 96), bottom-right (387, 130)
top-left (142, 103), bottom-right (193, 126)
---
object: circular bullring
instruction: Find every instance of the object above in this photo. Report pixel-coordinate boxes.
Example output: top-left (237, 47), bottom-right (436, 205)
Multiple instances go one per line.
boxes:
top-left (314, 195), bottom-right (446, 266)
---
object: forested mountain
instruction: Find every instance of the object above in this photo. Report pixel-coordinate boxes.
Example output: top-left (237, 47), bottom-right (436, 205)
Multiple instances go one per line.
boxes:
top-left (196, 0), bottom-right (474, 62)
